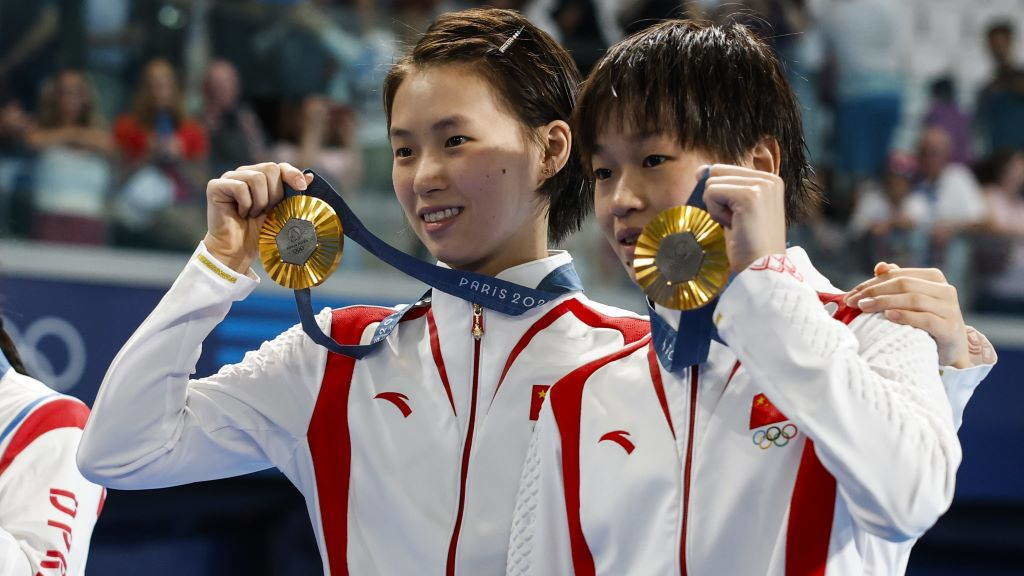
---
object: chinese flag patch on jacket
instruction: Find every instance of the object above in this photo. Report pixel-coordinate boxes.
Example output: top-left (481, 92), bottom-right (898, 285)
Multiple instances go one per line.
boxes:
top-left (530, 385), bottom-right (549, 421)
top-left (749, 393), bottom-right (788, 429)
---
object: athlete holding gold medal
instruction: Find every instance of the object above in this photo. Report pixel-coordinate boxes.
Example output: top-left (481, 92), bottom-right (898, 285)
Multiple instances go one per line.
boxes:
top-left (74, 9), bottom-right (992, 576)
top-left (509, 20), bottom-right (995, 576)
top-left (77, 10), bottom-right (653, 576)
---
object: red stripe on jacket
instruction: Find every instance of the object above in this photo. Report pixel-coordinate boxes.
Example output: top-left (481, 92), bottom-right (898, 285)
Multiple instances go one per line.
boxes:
top-left (493, 299), bottom-right (650, 404)
top-left (308, 306), bottom-right (394, 576)
top-left (549, 335), bottom-right (653, 576)
top-left (785, 294), bottom-right (864, 576)
top-left (0, 398), bottom-right (89, 476)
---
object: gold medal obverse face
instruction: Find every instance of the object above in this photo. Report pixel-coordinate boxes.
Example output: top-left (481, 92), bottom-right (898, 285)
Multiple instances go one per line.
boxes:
top-left (632, 205), bottom-right (729, 310)
top-left (259, 195), bottom-right (343, 290)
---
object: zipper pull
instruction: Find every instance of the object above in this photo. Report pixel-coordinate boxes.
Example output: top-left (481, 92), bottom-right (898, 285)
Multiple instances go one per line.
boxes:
top-left (471, 303), bottom-right (485, 341)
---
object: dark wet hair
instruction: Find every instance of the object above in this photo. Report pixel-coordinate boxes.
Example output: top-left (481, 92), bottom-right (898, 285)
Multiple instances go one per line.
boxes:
top-left (383, 8), bottom-right (588, 244)
top-left (574, 19), bottom-right (820, 224)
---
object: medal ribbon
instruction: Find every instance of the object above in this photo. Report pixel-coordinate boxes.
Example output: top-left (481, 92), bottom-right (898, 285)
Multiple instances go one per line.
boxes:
top-left (290, 171), bottom-right (584, 357)
top-left (649, 168), bottom-right (729, 373)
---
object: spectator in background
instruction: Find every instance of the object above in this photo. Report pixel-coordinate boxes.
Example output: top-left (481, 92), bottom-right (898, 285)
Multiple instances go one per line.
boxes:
top-left (849, 155), bottom-right (929, 270)
top-left (977, 21), bottom-right (1024, 154)
top-left (0, 100), bottom-right (35, 237)
top-left (925, 77), bottom-right (973, 165)
top-left (25, 69), bottom-right (115, 244)
top-left (550, 0), bottom-right (607, 74)
top-left (113, 59), bottom-right (206, 170)
top-left (112, 59), bottom-right (207, 251)
top-left (915, 126), bottom-right (987, 292)
top-left (974, 150), bottom-right (1024, 311)
top-left (270, 96), bottom-right (362, 195)
top-left (817, 0), bottom-right (909, 181)
top-left (0, 1), bottom-right (61, 110)
top-left (202, 59), bottom-right (267, 178)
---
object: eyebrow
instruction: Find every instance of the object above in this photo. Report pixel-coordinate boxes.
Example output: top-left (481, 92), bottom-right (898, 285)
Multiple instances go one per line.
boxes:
top-left (389, 115), bottom-right (468, 139)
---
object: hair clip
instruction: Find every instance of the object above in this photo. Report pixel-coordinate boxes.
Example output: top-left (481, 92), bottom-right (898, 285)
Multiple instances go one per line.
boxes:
top-left (499, 26), bottom-right (525, 54)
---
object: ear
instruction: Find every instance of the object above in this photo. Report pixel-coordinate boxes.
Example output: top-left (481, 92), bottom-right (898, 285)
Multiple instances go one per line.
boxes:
top-left (750, 136), bottom-right (782, 176)
top-left (537, 119), bottom-right (572, 183)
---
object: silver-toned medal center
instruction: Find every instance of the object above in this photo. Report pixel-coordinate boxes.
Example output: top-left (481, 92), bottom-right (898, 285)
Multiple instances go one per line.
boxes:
top-left (655, 232), bottom-right (704, 284)
top-left (277, 218), bottom-right (319, 266)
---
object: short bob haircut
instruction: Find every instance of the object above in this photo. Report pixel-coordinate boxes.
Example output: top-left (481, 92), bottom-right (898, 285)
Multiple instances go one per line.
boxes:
top-left (574, 19), bottom-right (820, 224)
top-left (383, 8), bottom-right (589, 244)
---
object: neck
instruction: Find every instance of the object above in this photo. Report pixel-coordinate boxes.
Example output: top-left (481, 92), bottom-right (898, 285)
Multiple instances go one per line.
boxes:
top-left (451, 222), bottom-right (549, 278)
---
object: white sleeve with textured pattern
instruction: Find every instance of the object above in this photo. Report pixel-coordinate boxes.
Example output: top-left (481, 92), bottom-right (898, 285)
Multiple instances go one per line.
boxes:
top-left (715, 256), bottom-right (961, 541)
top-left (77, 242), bottom-right (332, 489)
top-left (507, 400), bottom-right (574, 576)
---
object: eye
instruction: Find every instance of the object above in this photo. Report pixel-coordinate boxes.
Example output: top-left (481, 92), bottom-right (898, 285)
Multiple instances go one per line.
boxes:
top-left (394, 147), bottom-right (413, 158)
top-left (642, 155), bottom-right (668, 168)
top-left (445, 135), bottom-right (469, 148)
top-left (594, 168), bottom-right (613, 181)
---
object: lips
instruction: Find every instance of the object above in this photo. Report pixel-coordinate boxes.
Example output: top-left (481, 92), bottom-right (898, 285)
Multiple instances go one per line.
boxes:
top-left (614, 226), bottom-right (643, 265)
top-left (418, 205), bottom-right (464, 234)
top-left (616, 227), bottom-right (642, 247)
top-left (420, 206), bottom-right (463, 223)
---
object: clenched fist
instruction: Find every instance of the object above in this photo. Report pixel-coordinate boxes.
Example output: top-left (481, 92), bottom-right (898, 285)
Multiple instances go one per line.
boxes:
top-left (702, 164), bottom-right (788, 274)
top-left (204, 162), bottom-right (314, 273)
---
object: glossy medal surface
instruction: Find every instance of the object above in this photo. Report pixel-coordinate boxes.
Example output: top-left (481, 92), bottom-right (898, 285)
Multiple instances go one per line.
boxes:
top-left (259, 195), bottom-right (343, 290)
top-left (633, 205), bottom-right (728, 310)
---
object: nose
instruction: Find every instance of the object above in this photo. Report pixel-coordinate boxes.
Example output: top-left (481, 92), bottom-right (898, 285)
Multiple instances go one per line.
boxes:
top-left (413, 150), bottom-right (447, 196)
top-left (609, 173), bottom-right (646, 218)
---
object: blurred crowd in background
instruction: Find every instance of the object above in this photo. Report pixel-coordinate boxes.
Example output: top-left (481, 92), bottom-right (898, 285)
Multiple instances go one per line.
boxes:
top-left (1, 0), bottom-right (1023, 312)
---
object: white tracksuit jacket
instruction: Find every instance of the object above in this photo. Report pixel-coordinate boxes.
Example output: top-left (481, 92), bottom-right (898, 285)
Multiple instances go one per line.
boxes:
top-left (508, 248), bottom-right (991, 576)
top-left (0, 366), bottom-right (104, 576)
top-left (76, 242), bottom-right (648, 576)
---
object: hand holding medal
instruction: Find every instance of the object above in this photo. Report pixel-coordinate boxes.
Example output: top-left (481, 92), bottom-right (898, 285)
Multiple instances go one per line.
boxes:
top-left (634, 164), bottom-right (787, 310)
top-left (640, 164), bottom-right (788, 371)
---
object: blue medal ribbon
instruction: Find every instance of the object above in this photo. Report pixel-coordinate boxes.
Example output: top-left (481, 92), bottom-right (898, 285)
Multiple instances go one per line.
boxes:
top-left (289, 172), bottom-right (584, 357)
top-left (650, 168), bottom-right (730, 373)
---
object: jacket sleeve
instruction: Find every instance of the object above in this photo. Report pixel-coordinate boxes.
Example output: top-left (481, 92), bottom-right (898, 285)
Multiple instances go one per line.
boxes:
top-left (0, 424), bottom-right (104, 576)
top-left (939, 326), bottom-right (996, 430)
top-left (715, 255), bottom-right (961, 542)
top-left (507, 400), bottom-right (575, 576)
top-left (77, 242), bottom-right (332, 489)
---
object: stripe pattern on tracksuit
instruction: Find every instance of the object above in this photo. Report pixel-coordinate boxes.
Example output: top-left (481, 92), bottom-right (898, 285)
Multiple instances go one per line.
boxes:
top-left (77, 242), bottom-right (649, 576)
top-left (0, 366), bottom-right (104, 576)
top-left (508, 247), bottom-right (972, 576)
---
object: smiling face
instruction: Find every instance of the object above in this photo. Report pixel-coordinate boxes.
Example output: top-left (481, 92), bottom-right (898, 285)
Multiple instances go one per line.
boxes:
top-left (591, 128), bottom-right (718, 282)
top-left (389, 64), bottom-right (549, 275)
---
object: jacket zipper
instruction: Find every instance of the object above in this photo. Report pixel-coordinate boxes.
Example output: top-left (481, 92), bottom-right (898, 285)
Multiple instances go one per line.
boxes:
top-left (446, 303), bottom-right (484, 576)
top-left (680, 365), bottom-right (699, 576)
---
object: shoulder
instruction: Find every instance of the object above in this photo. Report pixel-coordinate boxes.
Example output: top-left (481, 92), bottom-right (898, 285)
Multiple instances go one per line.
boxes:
top-left (329, 304), bottom-right (403, 345)
top-left (0, 373), bottom-right (88, 474)
top-left (556, 296), bottom-right (650, 343)
top-left (547, 336), bottom-right (651, 420)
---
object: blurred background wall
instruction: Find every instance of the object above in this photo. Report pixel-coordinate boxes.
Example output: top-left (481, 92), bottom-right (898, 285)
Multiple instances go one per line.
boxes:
top-left (1, 0), bottom-right (1022, 573)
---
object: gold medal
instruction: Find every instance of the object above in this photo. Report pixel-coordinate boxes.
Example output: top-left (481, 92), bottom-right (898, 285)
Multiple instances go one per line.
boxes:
top-left (259, 195), bottom-right (343, 290)
top-left (632, 205), bottom-right (729, 310)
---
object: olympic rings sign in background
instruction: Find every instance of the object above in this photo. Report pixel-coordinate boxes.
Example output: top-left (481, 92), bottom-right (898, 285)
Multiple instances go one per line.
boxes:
top-left (752, 423), bottom-right (799, 449)
top-left (2, 315), bottom-right (88, 393)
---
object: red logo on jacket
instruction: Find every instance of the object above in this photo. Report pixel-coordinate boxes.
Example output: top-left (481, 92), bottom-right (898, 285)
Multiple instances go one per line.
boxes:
top-left (599, 430), bottom-right (635, 454)
top-left (375, 392), bottom-right (412, 418)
